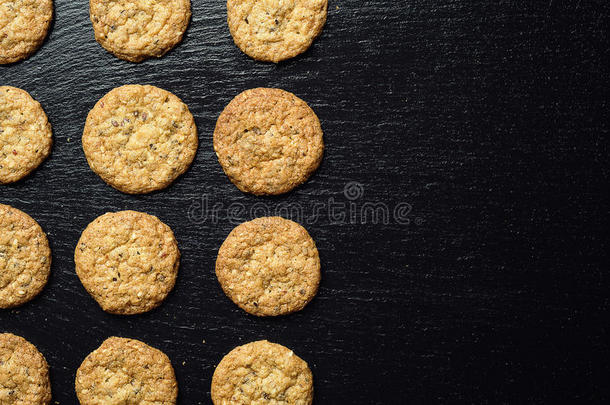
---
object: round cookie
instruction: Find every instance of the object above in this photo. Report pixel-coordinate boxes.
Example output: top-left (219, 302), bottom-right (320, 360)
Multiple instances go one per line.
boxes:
top-left (211, 340), bottom-right (313, 405)
top-left (216, 217), bottom-right (320, 316)
top-left (75, 337), bottom-right (177, 405)
top-left (90, 0), bottom-right (191, 62)
top-left (0, 333), bottom-right (52, 405)
top-left (74, 210), bottom-right (180, 315)
top-left (214, 88), bottom-right (323, 195)
top-left (0, 86), bottom-right (53, 184)
top-left (227, 0), bottom-right (327, 63)
top-left (0, 204), bottom-right (51, 309)
top-left (82, 84), bottom-right (198, 194)
top-left (0, 0), bottom-right (53, 64)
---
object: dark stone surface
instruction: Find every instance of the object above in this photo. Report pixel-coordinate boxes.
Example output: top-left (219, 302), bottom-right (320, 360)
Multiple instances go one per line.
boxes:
top-left (1, 0), bottom-right (608, 403)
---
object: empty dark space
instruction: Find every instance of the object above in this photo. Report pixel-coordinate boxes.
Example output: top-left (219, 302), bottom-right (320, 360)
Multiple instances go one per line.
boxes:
top-left (1, 1), bottom-right (608, 403)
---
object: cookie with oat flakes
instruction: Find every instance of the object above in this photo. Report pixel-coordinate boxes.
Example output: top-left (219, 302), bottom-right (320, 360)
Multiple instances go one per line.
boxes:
top-left (0, 204), bottom-right (51, 309)
top-left (82, 84), bottom-right (198, 194)
top-left (215, 217), bottom-right (320, 316)
top-left (211, 340), bottom-right (313, 405)
top-left (0, 333), bottom-right (52, 405)
top-left (0, 0), bottom-right (53, 64)
top-left (213, 88), bottom-right (323, 196)
top-left (227, 0), bottom-right (327, 63)
top-left (74, 210), bottom-right (180, 315)
top-left (75, 337), bottom-right (177, 405)
top-left (90, 0), bottom-right (191, 62)
top-left (0, 86), bottom-right (52, 184)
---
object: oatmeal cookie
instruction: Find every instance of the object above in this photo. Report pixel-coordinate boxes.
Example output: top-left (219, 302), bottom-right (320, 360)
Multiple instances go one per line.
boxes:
top-left (211, 340), bottom-right (313, 405)
top-left (216, 217), bottom-right (320, 316)
top-left (227, 0), bottom-right (327, 62)
top-left (0, 204), bottom-right (51, 309)
top-left (0, 86), bottom-right (52, 184)
top-left (82, 84), bottom-right (198, 194)
top-left (0, 0), bottom-right (53, 64)
top-left (90, 0), bottom-right (191, 62)
top-left (74, 210), bottom-right (180, 315)
top-left (75, 337), bottom-right (177, 404)
top-left (0, 333), bottom-right (51, 405)
top-left (214, 88), bottom-right (323, 195)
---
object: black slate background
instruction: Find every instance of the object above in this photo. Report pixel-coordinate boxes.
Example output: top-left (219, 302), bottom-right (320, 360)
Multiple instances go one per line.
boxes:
top-left (1, 0), bottom-right (609, 403)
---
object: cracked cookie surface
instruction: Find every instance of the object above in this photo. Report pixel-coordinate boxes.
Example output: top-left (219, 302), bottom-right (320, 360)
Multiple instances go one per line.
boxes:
top-left (82, 84), bottom-right (198, 194)
top-left (75, 210), bottom-right (180, 315)
top-left (214, 88), bottom-right (323, 195)
top-left (0, 333), bottom-right (51, 405)
top-left (76, 337), bottom-right (177, 405)
top-left (0, 0), bottom-right (53, 64)
top-left (227, 0), bottom-right (327, 63)
top-left (90, 0), bottom-right (191, 62)
top-left (216, 217), bottom-right (320, 316)
top-left (211, 340), bottom-right (313, 405)
top-left (0, 86), bottom-right (52, 184)
top-left (0, 204), bottom-right (51, 309)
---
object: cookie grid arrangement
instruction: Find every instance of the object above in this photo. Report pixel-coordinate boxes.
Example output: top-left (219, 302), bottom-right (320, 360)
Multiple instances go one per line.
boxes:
top-left (1, 0), bottom-right (328, 403)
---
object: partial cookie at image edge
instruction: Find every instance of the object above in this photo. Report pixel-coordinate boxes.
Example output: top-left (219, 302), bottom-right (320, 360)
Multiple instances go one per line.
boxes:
top-left (0, 333), bottom-right (52, 405)
top-left (0, 204), bottom-right (51, 309)
top-left (211, 340), bottom-right (313, 405)
top-left (0, 86), bottom-right (53, 184)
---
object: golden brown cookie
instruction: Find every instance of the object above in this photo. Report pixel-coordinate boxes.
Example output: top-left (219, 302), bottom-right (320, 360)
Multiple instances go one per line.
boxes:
top-left (0, 86), bottom-right (53, 184)
top-left (214, 88), bottom-right (323, 195)
top-left (216, 217), bottom-right (320, 316)
top-left (90, 0), bottom-right (191, 62)
top-left (211, 340), bottom-right (313, 405)
top-left (82, 84), bottom-right (198, 194)
top-left (75, 337), bottom-right (177, 405)
top-left (227, 0), bottom-right (327, 63)
top-left (0, 204), bottom-right (51, 309)
top-left (0, 333), bottom-right (52, 405)
top-left (0, 0), bottom-right (53, 64)
top-left (74, 210), bottom-right (180, 315)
